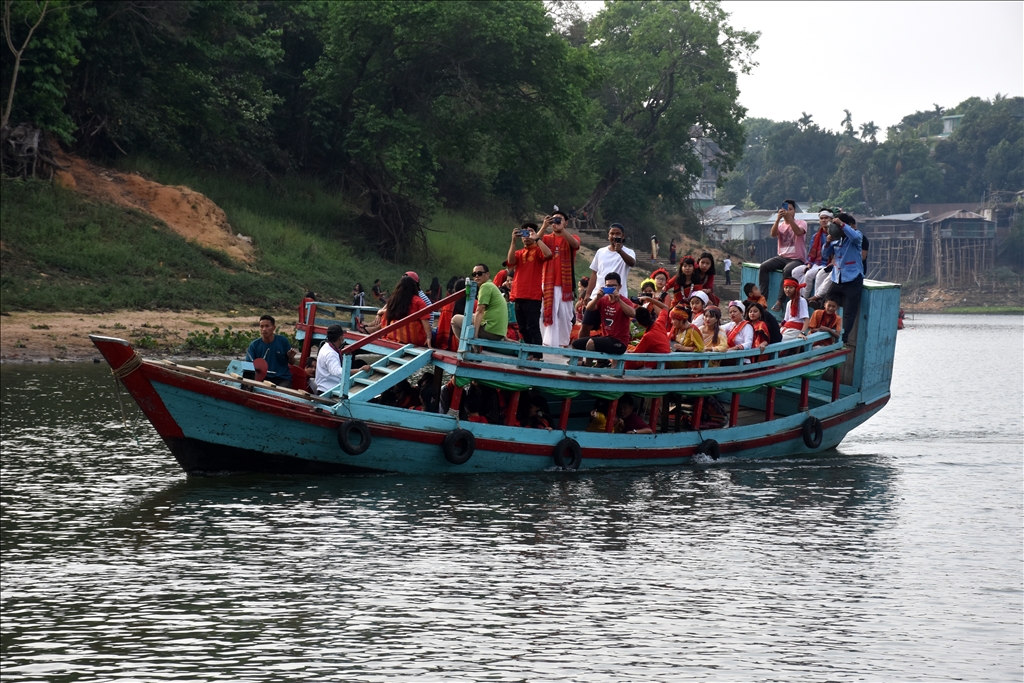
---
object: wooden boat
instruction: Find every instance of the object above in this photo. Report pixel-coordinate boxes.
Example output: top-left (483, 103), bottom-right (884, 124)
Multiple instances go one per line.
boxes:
top-left (91, 265), bottom-right (899, 474)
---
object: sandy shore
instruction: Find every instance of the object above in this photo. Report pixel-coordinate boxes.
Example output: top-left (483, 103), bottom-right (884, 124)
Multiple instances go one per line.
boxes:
top-left (0, 310), bottom-right (296, 363)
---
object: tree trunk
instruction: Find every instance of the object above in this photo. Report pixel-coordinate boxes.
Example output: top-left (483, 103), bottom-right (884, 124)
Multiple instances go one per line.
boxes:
top-left (580, 170), bottom-right (620, 231)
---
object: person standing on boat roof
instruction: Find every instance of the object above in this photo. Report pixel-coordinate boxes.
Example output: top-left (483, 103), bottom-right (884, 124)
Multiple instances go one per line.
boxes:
top-left (452, 263), bottom-right (508, 344)
top-left (571, 272), bottom-right (635, 357)
top-left (760, 199), bottom-right (807, 312)
top-left (506, 223), bottom-right (552, 356)
top-left (580, 223), bottom-right (636, 339)
top-left (538, 209), bottom-right (581, 349)
top-left (822, 212), bottom-right (864, 343)
top-left (246, 315), bottom-right (297, 386)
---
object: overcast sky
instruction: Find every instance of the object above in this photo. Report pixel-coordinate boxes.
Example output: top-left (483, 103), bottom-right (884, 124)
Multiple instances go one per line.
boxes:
top-left (576, 1), bottom-right (1024, 139)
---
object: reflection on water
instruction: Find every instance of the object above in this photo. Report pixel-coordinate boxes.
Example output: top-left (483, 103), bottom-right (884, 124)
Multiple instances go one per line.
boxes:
top-left (1, 315), bottom-right (1021, 681)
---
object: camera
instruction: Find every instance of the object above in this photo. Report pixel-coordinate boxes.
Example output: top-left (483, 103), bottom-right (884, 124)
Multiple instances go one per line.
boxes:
top-left (552, 217), bottom-right (562, 225)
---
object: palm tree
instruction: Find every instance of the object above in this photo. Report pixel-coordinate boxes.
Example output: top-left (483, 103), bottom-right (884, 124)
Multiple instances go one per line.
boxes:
top-left (841, 109), bottom-right (854, 135)
top-left (798, 112), bottom-right (813, 130)
top-left (860, 121), bottom-right (879, 143)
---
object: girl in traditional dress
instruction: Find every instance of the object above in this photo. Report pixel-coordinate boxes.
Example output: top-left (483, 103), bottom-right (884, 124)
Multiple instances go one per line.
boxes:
top-left (722, 300), bottom-right (753, 363)
top-left (746, 302), bottom-right (772, 354)
top-left (701, 306), bottom-right (728, 366)
top-left (666, 257), bottom-right (704, 307)
top-left (780, 277), bottom-right (810, 341)
top-left (697, 252), bottom-right (720, 305)
top-left (688, 290), bottom-right (709, 329)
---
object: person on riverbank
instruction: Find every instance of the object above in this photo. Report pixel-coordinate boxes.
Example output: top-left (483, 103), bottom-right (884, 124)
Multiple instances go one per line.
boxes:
top-left (352, 283), bottom-right (367, 331)
top-left (723, 254), bottom-right (732, 285)
top-left (579, 223), bottom-right (636, 339)
top-left (572, 273), bottom-right (635, 357)
top-left (669, 239), bottom-right (677, 265)
top-left (506, 223), bottom-right (551, 356)
top-left (245, 315), bottom-right (296, 386)
top-left (371, 279), bottom-right (387, 305)
top-left (452, 263), bottom-right (508, 344)
top-left (822, 212), bottom-right (865, 343)
top-left (759, 199), bottom-right (807, 312)
top-left (539, 210), bottom-right (581, 351)
top-left (650, 234), bottom-right (659, 261)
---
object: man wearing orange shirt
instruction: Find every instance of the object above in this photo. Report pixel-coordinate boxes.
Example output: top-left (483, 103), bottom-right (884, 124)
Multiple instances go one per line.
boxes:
top-left (506, 223), bottom-right (552, 357)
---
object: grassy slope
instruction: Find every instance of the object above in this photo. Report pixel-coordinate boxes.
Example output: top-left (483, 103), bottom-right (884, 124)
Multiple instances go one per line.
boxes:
top-left (0, 162), bottom-right (534, 313)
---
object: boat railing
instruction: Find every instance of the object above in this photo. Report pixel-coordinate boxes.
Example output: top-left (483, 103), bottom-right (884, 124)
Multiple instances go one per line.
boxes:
top-left (456, 332), bottom-right (842, 378)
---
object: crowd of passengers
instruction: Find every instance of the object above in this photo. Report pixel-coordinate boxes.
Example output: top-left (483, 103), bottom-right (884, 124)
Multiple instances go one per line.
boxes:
top-left (248, 204), bottom-right (862, 396)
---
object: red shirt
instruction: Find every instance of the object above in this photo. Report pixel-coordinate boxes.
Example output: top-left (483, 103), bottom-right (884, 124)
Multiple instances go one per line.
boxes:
top-left (385, 296), bottom-right (428, 347)
top-left (509, 245), bottom-right (549, 301)
top-left (626, 325), bottom-right (671, 369)
top-left (597, 295), bottom-right (632, 346)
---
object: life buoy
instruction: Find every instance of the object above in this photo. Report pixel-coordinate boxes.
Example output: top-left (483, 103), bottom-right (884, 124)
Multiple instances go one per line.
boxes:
top-left (338, 420), bottom-right (371, 455)
top-left (442, 429), bottom-right (475, 465)
top-left (553, 438), bottom-right (582, 470)
top-left (802, 416), bottom-right (823, 449)
top-left (697, 438), bottom-right (720, 461)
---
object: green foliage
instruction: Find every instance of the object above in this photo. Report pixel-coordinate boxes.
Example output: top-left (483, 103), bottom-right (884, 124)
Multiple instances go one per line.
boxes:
top-left (306, 0), bottom-right (589, 259)
top-left (575, 1), bottom-right (756, 223)
top-left (1, 0), bottom-right (92, 139)
top-left (178, 326), bottom-right (252, 354)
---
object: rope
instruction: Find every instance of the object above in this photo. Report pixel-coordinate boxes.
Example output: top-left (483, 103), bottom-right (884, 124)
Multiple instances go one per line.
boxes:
top-left (111, 351), bottom-right (142, 380)
top-left (109, 351), bottom-right (142, 446)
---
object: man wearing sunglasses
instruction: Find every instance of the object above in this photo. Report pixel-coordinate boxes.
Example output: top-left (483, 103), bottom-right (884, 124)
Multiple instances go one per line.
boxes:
top-left (451, 264), bottom-right (509, 345)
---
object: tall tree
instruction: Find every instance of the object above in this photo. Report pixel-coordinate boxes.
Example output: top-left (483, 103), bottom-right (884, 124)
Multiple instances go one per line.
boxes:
top-left (575, 0), bottom-right (756, 227)
top-left (859, 121), bottom-right (879, 143)
top-left (308, 0), bottom-right (589, 259)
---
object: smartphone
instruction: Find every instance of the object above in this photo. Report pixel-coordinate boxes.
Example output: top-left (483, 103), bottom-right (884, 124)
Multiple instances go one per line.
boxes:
top-left (612, 236), bottom-right (624, 243)
top-left (518, 230), bottom-right (531, 237)
top-left (602, 286), bottom-right (615, 295)
top-left (778, 203), bottom-right (789, 211)
top-left (552, 217), bottom-right (562, 225)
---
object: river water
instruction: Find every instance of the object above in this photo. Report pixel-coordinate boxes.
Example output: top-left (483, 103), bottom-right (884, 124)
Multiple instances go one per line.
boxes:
top-left (2, 314), bottom-right (1021, 682)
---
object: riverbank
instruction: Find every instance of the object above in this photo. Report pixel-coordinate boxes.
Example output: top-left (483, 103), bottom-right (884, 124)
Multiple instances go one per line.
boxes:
top-left (0, 310), bottom-right (293, 363)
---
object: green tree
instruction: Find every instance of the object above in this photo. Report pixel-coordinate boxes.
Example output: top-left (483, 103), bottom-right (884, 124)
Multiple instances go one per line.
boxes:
top-left (859, 121), bottom-right (878, 143)
top-left (574, 0), bottom-right (756, 226)
top-left (1, 0), bottom-right (89, 139)
top-left (65, 1), bottom-right (285, 169)
top-left (307, 0), bottom-right (589, 259)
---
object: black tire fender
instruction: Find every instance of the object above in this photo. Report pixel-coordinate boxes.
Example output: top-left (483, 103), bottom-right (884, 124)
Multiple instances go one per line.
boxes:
top-left (338, 420), bottom-right (371, 455)
top-left (802, 416), bottom-right (823, 449)
top-left (698, 438), bottom-right (720, 461)
top-left (553, 438), bottom-right (583, 470)
top-left (442, 429), bottom-right (475, 465)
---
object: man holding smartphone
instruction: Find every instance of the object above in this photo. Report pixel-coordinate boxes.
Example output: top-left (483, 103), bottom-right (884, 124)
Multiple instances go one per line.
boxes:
top-left (579, 223), bottom-right (636, 339)
top-left (759, 199), bottom-right (807, 312)
top-left (506, 223), bottom-right (552, 356)
top-left (538, 209), bottom-right (581, 351)
top-left (571, 273), bottom-right (635, 357)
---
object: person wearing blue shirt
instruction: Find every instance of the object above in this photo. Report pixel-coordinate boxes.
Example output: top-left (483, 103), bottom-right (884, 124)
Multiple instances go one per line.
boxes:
top-left (245, 315), bottom-right (296, 385)
top-left (822, 213), bottom-right (864, 343)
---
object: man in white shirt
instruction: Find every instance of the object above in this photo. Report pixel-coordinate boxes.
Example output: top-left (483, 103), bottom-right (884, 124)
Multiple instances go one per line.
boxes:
top-left (579, 223), bottom-right (636, 339)
top-left (314, 324), bottom-right (346, 395)
top-left (723, 255), bottom-right (733, 285)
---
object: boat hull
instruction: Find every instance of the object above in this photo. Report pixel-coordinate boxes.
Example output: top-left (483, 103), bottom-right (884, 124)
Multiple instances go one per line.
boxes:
top-left (142, 360), bottom-right (885, 475)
